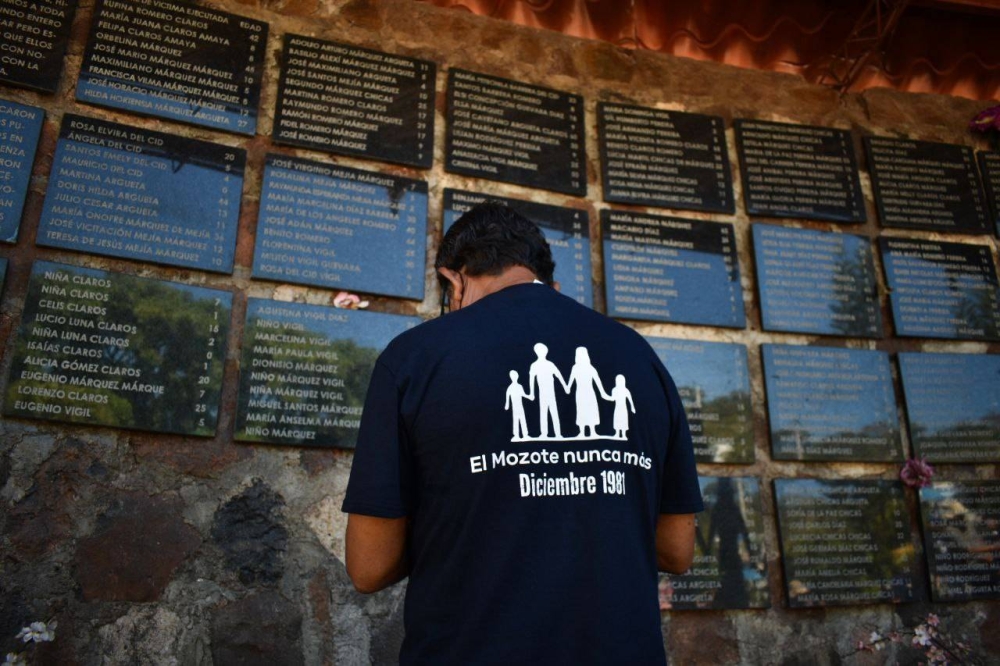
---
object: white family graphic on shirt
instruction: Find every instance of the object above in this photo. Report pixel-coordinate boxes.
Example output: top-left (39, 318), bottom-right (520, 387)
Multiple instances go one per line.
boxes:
top-left (504, 343), bottom-right (635, 442)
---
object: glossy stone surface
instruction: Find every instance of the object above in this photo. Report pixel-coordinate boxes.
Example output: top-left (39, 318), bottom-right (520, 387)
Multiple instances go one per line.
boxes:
top-left (0, 100), bottom-right (44, 243)
top-left (978, 151), bottom-right (1000, 237)
top-left (0, 0), bottom-right (77, 92)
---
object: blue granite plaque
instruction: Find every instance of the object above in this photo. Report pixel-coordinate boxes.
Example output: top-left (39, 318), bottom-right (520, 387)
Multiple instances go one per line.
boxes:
top-left (0, 0), bottom-right (78, 92)
top-left (77, 0), bottom-right (267, 135)
top-left (235, 299), bottom-right (420, 448)
top-left (603, 210), bottom-right (745, 327)
top-left (979, 151), bottom-right (1000, 237)
top-left (880, 238), bottom-right (1000, 341)
top-left (2, 260), bottom-right (231, 435)
top-left (37, 114), bottom-right (244, 273)
top-left (753, 224), bottom-right (881, 337)
top-left (898, 352), bottom-right (1000, 463)
top-left (253, 154), bottom-right (428, 300)
top-left (762, 344), bottom-right (902, 462)
top-left (0, 100), bottom-right (44, 243)
top-left (646, 337), bottom-right (753, 463)
top-left (442, 189), bottom-right (592, 307)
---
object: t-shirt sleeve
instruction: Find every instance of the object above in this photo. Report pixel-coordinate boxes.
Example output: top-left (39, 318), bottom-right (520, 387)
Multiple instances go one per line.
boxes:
top-left (658, 367), bottom-right (704, 514)
top-left (341, 358), bottom-right (413, 518)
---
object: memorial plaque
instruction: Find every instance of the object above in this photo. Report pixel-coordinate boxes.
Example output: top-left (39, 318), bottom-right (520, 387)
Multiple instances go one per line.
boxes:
top-left (235, 299), bottom-right (420, 448)
top-left (2, 260), bottom-right (231, 435)
top-left (865, 136), bottom-right (989, 234)
top-left (598, 103), bottom-right (733, 214)
top-left (0, 257), bottom-right (7, 297)
top-left (77, 0), bottom-right (267, 135)
top-left (735, 119), bottom-right (865, 223)
top-left (880, 238), bottom-right (1000, 341)
top-left (442, 189), bottom-right (592, 307)
top-left (603, 210), bottom-right (744, 327)
top-left (37, 114), bottom-right (244, 273)
top-left (753, 224), bottom-right (882, 337)
top-left (275, 34), bottom-right (435, 168)
top-left (445, 69), bottom-right (586, 196)
top-left (898, 352), bottom-right (1000, 463)
top-left (979, 151), bottom-right (1000, 237)
top-left (774, 478), bottom-right (918, 608)
top-left (762, 344), bottom-right (902, 462)
top-left (0, 0), bottom-right (78, 92)
top-left (646, 337), bottom-right (753, 464)
top-left (919, 481), bottom-right (1000, 602)
top-left (0, 100), bottom-right (44, 243)
top-left (253, 154), bottom-right (427, 300)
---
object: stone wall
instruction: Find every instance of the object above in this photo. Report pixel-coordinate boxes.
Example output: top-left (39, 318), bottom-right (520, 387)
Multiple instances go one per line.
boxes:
top-left (0, 0), bottom-right (997, 664)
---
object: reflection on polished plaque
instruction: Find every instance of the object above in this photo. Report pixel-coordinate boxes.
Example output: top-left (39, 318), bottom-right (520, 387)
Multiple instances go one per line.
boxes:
top-left (235, 299), bottom-right (420, 448)
top-left (979, 151), bottom-right (1000, 237)
top-left (445, 69), bottom-right (586, 196)
top-left (442, 189), bottom-right (592, 307)
top-left (0, 0), bottom-right (78, 92)
top-left (252, 154), bottom-right (428, 300)
top-left (598, 103), bottom-right (733, 213)
top-left (2, 260), bottom-right (231, 436)
top-left (647, 337), bottom-right (753, 464)
top-left (661, 477), bottom-right (769, 610)
top-left (753, 224), bottom-right (881, 338)
top-left (775, 478), bottom-right (918, 608)
top-left (898, 352), bottom-right (1000, 463)
top-left (0, 100), bottom-right (44, 243)
top-left (880, 238), bottom-right (1000, 341)
top-left (603, 210), bottom-right (744, 327)
top-left (762, 345), bottom-right (902, 462)
top-left (77, 0), bottom-right (267, 135)
top-left (919, 481), bottom-right (1000, 602)
top-left (37, 114), bottom-right (245, 273)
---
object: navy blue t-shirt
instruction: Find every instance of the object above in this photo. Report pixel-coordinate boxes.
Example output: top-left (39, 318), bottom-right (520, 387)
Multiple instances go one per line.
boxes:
top-left (343, 283), bottom-right (703, 665)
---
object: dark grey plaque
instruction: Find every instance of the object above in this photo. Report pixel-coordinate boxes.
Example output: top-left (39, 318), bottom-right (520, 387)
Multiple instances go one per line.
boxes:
top-left (661, 477), bottom-right (769, 609)
top-left (919, 481), bottom-right (1000, 602)
top-left (979, 151), bottom-right (1000, 237)
top-left (735, 119), bottom-right (865, 223)
top-left (880, 238), bottom-right (1000, 341)
top-left (275, 34), bottom-right (435, 168)
top-left (77, 0), bottom-right (267, 135)
top-left (762, 344), bottom-right (902, 462)
top-left (0, 99), bottom-right (44, 243)
top-left (753, 224), bottom-right (882, 338)
top-left (598, 103), bottom-right (733, 214)
top-left (0, 257), bottom-right (7, 296)
top-left (445, 68), bottom-right (585, 196)
top-left (37, 114), bottom-right (244, 273)
top-left (235, 299), bottom-right (420, 448)
top-left (2, 260), bottom-right (231, 435)
top-left (865, 136), bottom-right (989, 234)
top-left (647, 337), bottom-right (753, 464)
top-left (0, 0), bottom-right (78, 92)
top-left (898, 352), bottom-right (1000, 463)
top-left (442, 189), bottom-right (592, 307)
top-left (775, 479), bottom-right (918, 608)
top-left (603, 210), bottom-right (744, 327)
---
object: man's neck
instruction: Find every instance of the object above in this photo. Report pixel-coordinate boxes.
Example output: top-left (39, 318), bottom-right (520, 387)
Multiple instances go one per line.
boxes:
top-left (463, 266), bottom-right (539, 305)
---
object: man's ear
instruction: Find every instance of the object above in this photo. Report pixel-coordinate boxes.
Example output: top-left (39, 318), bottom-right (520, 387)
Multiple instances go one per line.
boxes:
top-left (437, 267), bottom-right (464, 303)
top-left (552, 280), bottom-right (562, 293)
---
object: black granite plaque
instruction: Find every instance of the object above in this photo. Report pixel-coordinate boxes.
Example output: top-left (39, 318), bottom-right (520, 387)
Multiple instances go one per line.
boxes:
top-left (762, 344), bottom-right (902, 462)
top-left (253, 154), bottom-right (428, 300)
top-left (37, 114), bottom-right (244, 273)
top-left (647, 337), bottom-right (753, 464)
top-left (919, 481), bottom-right (1000, 602)
top-left (235, 299), bottom-right (420, 448)
top-left (753, 224), bottom-right (882, 337)
top-left (442, 189), bottom-right (592, 307)
top-left (775, 479), bottom-right (918, 608)
top-left (979, 151), bottom-right (1000, 237)
top-left (2, 260), bottom-right (231, 435)
top-left (598, 103), bottom-right (733, 213)
top-left (77, 0), bottom-right (267, 135)
top-left (445, 68), bottom-right (585, 196)
top-left (880, 237), bottom-right (1000, 341)
top-left (603, 210), bottom-right (744, 327)
top-left (898, 352), bottom-right (1000, 463)
top-left (275, 34), bottom-right (435, 168)
top-left (0, 257), bottom-right (7, 297)
top-left (735, 119), bottom-right (865, 223)
top-left (0, 99), bottom-right (44, 243)
top-left (865, 136), bottom-right (989, 234)
top-left (0, 0), bottom-right (78, 92)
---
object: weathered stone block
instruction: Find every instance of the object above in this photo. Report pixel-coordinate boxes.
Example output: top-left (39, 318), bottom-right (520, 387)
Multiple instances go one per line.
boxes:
top-left (211, 480), bottom-right (289, 584)
top-left (211, 591), bottom-right (304, 666)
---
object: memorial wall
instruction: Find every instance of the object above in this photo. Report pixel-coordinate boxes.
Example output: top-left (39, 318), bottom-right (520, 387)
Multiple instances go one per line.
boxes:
top-left (0, 0), bottom-right (997, 663)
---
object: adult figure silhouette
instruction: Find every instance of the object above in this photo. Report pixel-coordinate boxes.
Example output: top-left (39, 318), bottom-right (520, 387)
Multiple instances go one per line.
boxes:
top-left (566, 346), bottom-right (611, 438)
top-left (528, 342), bottom-right (569, 438)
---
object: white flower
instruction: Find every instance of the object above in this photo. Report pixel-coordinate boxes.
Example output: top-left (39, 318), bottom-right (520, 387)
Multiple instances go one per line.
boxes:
top-left (913, 625), bottom-right (932, 647)
top-left (869, 630), bottom-right (882, 643)
top-left (16, 620), bottom-right (57, 643)
top-left (3, 653), bottom-right (26, 666)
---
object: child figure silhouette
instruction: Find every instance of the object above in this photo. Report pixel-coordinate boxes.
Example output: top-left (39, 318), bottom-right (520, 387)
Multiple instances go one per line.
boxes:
top-left (504, 370), bottom-right (532, 441)
top-left (609, 374), bottom-right (635, 440)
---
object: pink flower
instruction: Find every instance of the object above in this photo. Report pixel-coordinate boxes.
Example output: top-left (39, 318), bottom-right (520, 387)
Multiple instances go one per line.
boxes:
top-left (970, 105), bottom-right (1000, 132)
top-left (900, 457), bottom-right (935, 488)
top-left (332, 291), bottom-right (370, 310)
top-left (927, 613), bottom-right (939, 627)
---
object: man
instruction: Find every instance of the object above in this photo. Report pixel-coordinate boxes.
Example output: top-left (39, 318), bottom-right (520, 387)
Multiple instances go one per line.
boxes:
top-left (342, 202), bottom-right (702, 665)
